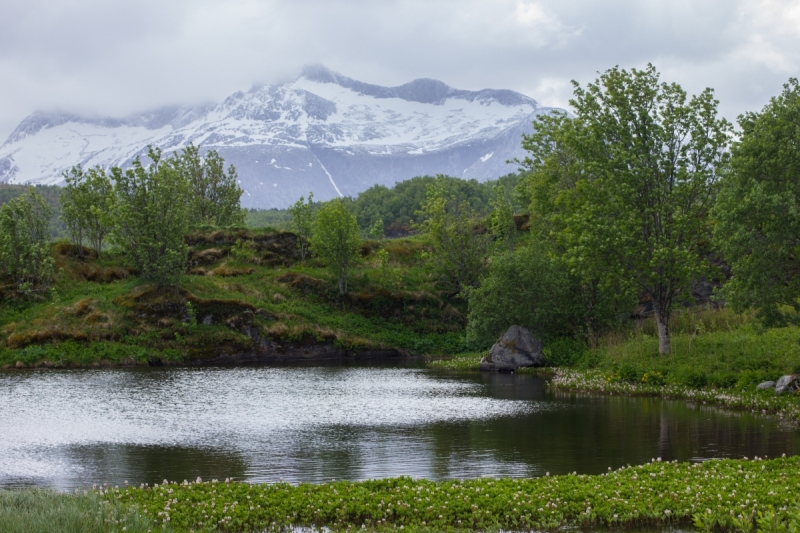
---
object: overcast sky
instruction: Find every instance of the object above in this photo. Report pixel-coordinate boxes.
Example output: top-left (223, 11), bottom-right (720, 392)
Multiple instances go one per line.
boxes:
top-left (1, 0), bottom-right (799, 141)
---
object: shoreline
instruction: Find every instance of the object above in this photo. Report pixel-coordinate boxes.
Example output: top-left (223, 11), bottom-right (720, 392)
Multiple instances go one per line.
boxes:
top-left (97, 455), bottom-right (800, 532)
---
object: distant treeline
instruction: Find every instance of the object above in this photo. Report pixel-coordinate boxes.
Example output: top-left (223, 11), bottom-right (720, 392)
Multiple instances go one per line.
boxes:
top-left (4, 174), bottom-right (522, 238)
top-left (247, 173), bottom-right (522, 235)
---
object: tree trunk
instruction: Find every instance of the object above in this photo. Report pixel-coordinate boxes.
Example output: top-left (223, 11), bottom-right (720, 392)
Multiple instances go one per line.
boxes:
top-left (654, 308), bottom-right (671, 355)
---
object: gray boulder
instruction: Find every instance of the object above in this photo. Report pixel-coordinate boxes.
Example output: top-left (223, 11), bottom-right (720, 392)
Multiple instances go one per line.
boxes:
top-left (480, 325), bottom-right (544, 371)
top-left (756, 381), bottom-right (776, 391)
top-left (775, 375), bottom-right (800, 395)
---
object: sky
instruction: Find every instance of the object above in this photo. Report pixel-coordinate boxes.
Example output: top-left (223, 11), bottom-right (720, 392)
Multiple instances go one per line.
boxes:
top-left (1, 0), bottom-right (799, 142)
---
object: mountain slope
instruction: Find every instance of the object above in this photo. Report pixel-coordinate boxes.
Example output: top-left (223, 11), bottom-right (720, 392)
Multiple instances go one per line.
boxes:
top-left (0, 65), bottom-right (560, 208)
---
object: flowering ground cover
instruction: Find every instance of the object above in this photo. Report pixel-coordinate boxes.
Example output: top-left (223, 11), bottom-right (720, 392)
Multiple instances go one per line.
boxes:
top-left (544, 368), bottom-right (800, 427)
top-left (106, 456), bottom-right (800, 532)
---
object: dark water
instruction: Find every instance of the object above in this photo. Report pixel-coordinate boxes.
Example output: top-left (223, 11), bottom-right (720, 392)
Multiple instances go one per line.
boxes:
top-left (1, 366), bottom-right (798, 490)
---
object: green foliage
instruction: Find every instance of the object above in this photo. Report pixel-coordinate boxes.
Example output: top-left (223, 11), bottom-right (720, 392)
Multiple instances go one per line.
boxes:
top-left (0, 488), bottom-right (156, 533)
top-left (349, 174), bottom-right (519, 235)
top-left (375, 248), bottom-right (400, 291)
top-left (0, 188), bottom-right (54, 290)
top-left (111, 147), bottom-right (190, 286)
top-left (229, 239), bottom-right (254, 262)
top-left (112, 457), bottom-right (800, 532)
top-left (0, 183), bottom-right (65, 237)
top-left (178, 144), bottom-right (245, 228)
top-left (60, 165), bottom-right (115, 256)
top-left (368, 217), bottom-right (385, 240)
top-left (466, 243), bottom-right (574, 344)
top-left (417, 176), bottom-right (491, 295)
top-left (245, 208), bottom-right (292, 230)
top-left (311, 199), bottom-right (362, 295)
top-left (520, 64), bottom-right (731, 354)
top-left (714, 78), bottom-right (800, 328)
top-left (289, 192), bottom-right (314, 263)
top-left (489, 182), bottom-right (517, 252)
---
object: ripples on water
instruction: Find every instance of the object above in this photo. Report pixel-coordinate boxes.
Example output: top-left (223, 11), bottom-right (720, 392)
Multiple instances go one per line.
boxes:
top-left (0, 366), bottom-right (798, 490)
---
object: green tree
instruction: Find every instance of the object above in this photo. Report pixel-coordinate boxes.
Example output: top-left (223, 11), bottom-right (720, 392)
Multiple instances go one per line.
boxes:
top-left (368, 217), bottom-right (385, 240)
top-left (112, 147), bottom-right (190, 286)
top-left (713, 78), bottom-right (800, 327)
top-left (0, 187), bottom-right (54, 290)
top-left (61, 165), bottom-right (115, 257)
top-left (178, 145), bottom-right (245, 228)
top-left (489, 183), bottom-right (517, 251)
top-left (311, 199), bottom-right (361, 295)
top-left (466, 244), bottom-right (573, 344)
top-left (417, 176), bottom-right (491, 295)
top-left (521, 65), bottom-right (731, 354)
top-left (289, 192), bottom-right (314, 264)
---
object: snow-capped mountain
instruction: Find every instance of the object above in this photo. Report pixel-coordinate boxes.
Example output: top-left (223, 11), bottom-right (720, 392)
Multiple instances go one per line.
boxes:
top-left (0, 65), bottom-right (559, 208)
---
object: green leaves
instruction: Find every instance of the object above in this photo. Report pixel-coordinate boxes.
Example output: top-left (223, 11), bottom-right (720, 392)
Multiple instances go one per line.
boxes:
top-left (417, 176), bottom-right (491, 295)
top-left (112, 147), bottom-right (190, 286)
top-left (714, 78), bottom-right (800, 327)
top-left (311, 199), bottom-right (361, 295)
top-left (178, 145), bottom-right (245, 228)
top-left (520, 64), bottom-right (731, 354)
top-left (61, 164), bottom-right (115, 257)
top-left (0, 187), bottom-right (54, 291)
top-left (289, 192), bottom-right (314, 263)
top-left (111, 456), bottom-right (800, 532)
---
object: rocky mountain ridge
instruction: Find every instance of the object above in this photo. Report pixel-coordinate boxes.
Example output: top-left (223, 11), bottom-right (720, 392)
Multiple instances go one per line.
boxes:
top-left (0, 65), bottom-right (560, 208)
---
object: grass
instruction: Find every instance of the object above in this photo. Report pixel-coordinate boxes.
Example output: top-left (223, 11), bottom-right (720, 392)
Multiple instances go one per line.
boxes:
top-left (581, 307), bottom-right (800, 390)
top-left (0, 487), bottom-right (156, 533)
top-left (0, 231), bottom-right (467, 368)
top-left (104, 456), bottom-right (800, 532)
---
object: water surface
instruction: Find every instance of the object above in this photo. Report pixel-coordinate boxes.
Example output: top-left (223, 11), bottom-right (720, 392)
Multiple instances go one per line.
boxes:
top-left (1, 366), bottom-right (798, 490)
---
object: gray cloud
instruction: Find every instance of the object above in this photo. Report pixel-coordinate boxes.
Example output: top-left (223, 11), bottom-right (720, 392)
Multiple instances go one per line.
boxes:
top-left (1, 0), bottom-right (799, 140)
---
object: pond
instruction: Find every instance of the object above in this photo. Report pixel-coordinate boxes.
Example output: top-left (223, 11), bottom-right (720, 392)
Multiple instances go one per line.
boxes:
top-left (1, 365), bottom-right (798, 490)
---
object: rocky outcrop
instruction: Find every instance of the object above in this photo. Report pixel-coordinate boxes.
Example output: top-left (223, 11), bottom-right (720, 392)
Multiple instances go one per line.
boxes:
top-left (775, 375), bottom-right (800, 395)
top-left (190, 327), bottom-right (405, 365)
top-left (756, 381), bottom-right (776, 391)
top-left (480, 325), bottom-right (544, 371)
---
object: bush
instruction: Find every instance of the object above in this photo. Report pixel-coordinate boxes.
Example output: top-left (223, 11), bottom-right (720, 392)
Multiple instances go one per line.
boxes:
top-left (111, 147), bottom-right (189, 286)
top-left (0, 188), bottom-right (54, 290)
top-left (543, 337), bottom-right (587, 367)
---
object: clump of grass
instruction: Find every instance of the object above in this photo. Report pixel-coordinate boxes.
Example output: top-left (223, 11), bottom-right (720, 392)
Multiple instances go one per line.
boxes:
top-left (0, 487), bottom-right (155, 533)
top-left (427, 351), bottom-right (483, 370)
top-left (113, 456), bottom-right (800, 532)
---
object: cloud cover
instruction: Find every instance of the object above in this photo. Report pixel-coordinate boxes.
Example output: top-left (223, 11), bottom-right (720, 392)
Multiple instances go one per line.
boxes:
top-left (1, 0), bottom-right (798, 141)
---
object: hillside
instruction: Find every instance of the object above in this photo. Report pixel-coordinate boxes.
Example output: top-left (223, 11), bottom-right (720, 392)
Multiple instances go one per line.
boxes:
top-left (0, 230), bottom-right (466, 368)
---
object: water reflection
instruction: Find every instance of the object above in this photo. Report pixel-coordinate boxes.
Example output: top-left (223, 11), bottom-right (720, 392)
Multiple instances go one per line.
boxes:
top-left (0, 367), bottom-right (797, 490)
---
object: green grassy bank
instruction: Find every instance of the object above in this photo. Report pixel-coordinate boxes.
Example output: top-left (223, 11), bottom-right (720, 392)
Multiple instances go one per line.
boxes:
top-left (78, 456), bottom-right (800, 532)
top-left (0, 488), bottom-right (152, 533)
top-left (0, 230), bottom-right (468, 368)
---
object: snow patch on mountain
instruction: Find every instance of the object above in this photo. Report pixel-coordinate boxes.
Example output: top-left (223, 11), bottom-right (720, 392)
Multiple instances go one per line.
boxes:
top-left (0, 65), bottom-right (562, 208)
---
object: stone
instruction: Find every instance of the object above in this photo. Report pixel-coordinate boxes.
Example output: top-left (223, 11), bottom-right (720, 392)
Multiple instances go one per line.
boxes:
top-left (480, 325), bottom-right (544, 371)
top-left (756, 380), bottom-right (776, 391)
top-left (202, 314), bottom-right (213, 326)
top-left (775, 374), bottom-right (800, 395)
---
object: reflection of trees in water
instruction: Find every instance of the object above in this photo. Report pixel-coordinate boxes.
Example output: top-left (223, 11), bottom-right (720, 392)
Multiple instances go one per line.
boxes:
top-left (425, 379), bottom-right (800, 478)
top-left (67, 444), bottom-right (248, 487)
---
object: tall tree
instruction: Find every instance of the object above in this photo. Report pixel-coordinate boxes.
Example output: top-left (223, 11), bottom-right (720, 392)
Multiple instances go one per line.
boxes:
top-left (417, 176), bottom-right (491, 295)
top-left (521, 65), bottom-right (731, 354)
top-left (713, 78), bottom-right (800, 327)
top-left (289, 192), bottom-right (314, 264)
top-left (112, 147), bottom-right (190, 286)
top-left (61, 165), bottom-right (115, 257)
top-left (311, 199), bottom-right (361, 295)
top-left (179, 145), bottom-right (245, 228)
top-left (0, 187), bottom-right (54, 290)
